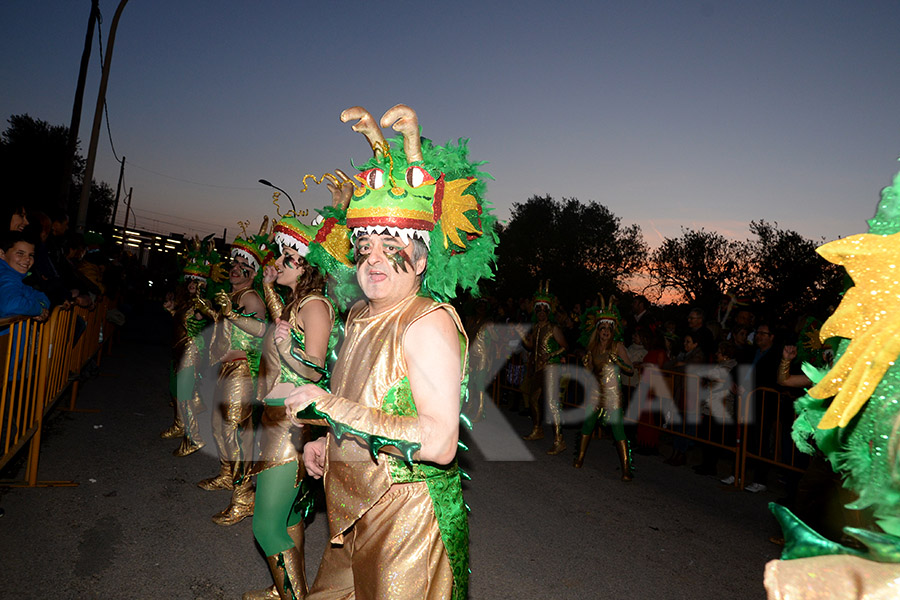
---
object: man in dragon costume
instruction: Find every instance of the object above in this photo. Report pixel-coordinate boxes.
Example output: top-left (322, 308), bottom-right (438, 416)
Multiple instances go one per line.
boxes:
top-left (764, 167), bottom-right (900, 598)
top-left (160, 235), bottom-right (226, 457)
top-left (195, 219), bottom-right (273, 526)
top-left (284, 104), bottom-right (497, 600)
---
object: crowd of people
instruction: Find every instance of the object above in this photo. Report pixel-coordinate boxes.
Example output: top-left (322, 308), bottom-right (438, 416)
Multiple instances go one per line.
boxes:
top-left (0, 202), bottom-right (143, 335)
top-left (459, 288), bottom-right (838, 500)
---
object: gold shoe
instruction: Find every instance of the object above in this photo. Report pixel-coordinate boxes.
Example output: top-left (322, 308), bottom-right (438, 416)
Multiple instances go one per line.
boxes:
top-left (211, 499), bottom-right (254, 526)
top-left (573, 434), bottom-right (591, 468)
top-left (173, 437), bottom-right (204, 457)
top-left (615, 439), bottom-right (634, 482)
top-left (241, 584), bottom-right (280, 600)
top-left (546, 436), bottom-right (567, 455)
top-left (159, 421), bottom-right (185, 439)
top-left (197, 464), bottom-right (233, 491)
top-left (522, 426), bottom-right (545, 441)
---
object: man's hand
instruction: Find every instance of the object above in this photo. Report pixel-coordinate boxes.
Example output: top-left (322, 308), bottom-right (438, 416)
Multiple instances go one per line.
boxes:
top-left (285, 383), bottom-right (328, 424)
top-left (783, 345), bottom-right (798, 361)
top-left (34, 308), bottom-right (49, 322)
top-left (303, 437), bottom-right (327, 479)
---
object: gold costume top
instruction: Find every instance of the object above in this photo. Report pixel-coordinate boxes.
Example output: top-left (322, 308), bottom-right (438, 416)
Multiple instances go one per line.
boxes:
top-left (528, 321), bottom-right (564, 373)
top-left (582, 347), bottom-right (626, 411)
top-left (209, 287), bottom-right (264, 374)
top-left (253, 291), bottom-right (338, 476)
top-left (172, 300), bottom-right (205, 371)
top-left (322, 294), bottom-right (466, 544)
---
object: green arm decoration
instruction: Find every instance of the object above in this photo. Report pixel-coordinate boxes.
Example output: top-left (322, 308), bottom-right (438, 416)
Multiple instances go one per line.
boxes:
top-left (274, 328), bottom-right (326, 383)
top-left (771, 502), bottom-right (900, 563)
top-left (226, 311), bottom-right (267, 337)
top-left (294, 394), bottom-right (422, 464)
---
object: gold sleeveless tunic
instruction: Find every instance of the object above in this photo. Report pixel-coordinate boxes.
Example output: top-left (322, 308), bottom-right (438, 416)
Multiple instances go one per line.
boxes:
top-left (322, 294), bottom-right (465, 544)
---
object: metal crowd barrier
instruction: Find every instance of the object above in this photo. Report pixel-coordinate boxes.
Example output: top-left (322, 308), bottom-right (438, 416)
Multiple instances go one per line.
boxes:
top-left (0, 299), bottom-right (112, 487)
top-left (489, 355), bottom-right (805, 491)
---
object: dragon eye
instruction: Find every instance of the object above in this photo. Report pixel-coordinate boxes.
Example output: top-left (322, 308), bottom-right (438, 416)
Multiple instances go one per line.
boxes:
top-left (360, 168), bottom-right (385, 190)
top-left (405, 166), bottom-right (435, 188)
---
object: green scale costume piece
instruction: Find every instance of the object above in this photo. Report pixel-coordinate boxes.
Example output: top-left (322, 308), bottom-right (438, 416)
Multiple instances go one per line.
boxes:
top-left (772, 165), bottom-right (900, 563)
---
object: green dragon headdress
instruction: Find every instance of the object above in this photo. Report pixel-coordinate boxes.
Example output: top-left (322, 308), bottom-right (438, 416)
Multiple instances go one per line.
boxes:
top-left (231, 216), bottom-right (276, 274)
top-left (339, 104), bottom-right (497, 301)
top-left (182, 234), bottom-right (226, 285)
top-left (579, 296), bottom-right (623, 346)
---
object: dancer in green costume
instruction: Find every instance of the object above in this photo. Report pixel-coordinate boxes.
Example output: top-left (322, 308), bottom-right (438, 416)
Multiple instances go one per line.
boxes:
top-left (574, 299), bottom-right (634, 480)
top-left (161, 235), bottom-right (225, 456)
top-left (195, 218), bottom-right (273, 526)
top-left (243, 187), bottom-right (355, 599)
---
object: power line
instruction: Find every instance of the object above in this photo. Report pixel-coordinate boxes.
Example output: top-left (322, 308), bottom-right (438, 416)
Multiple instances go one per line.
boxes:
top-left (126, 161), bottom-right (261, 191)
top-left (131, 207), bottom-right (225, 229)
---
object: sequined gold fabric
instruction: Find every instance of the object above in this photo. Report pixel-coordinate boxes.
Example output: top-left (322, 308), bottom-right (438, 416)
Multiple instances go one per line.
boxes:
top-left (306, 482), bottom-right (453, 600)
top-left (764, 556), bottom-right (900, 599)
top-left (584, 351), bottom-right (622, 411)
top-left (529, 321), bottom-right (558, 373)
top-left (322, 295), bottom-right (464, 544)
top-left (209, 288), bottom-right (263, 366)
top-left (211, 359), bottom-right (254, 473)
top-left (253, 294), bottom-right (334, 477)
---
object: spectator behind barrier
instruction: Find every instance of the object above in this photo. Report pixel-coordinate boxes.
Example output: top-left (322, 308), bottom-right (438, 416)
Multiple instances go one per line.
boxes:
top-left (3, 203), bottom-right (30, 233)
top-left (0, 230), bottom-right (50, 335)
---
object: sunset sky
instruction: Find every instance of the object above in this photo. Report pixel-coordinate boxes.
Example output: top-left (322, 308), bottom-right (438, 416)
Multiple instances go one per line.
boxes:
top-left (3, 1), bottom-right (899, 246)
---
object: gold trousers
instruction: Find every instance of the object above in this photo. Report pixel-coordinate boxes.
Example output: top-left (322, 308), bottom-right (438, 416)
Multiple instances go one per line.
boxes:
top-left (307, 482), bottom-right (452, 600)
top-left (211, 359), bottom-right (254, 479)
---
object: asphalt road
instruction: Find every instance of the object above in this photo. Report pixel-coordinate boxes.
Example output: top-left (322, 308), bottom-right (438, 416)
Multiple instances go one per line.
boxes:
top-left (1, 333), bottom-right (782, 599)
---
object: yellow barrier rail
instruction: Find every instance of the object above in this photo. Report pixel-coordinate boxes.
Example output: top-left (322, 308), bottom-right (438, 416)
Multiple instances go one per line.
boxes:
top-left (1, 299), bottom-right (112, 487)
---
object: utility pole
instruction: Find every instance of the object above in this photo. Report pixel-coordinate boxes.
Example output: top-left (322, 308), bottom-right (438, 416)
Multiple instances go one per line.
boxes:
top-left (60, 0), bottom-right (100, 213)
top-left (121, 187), bottom-right (133, 240)
top-left (109, 156), bottom-right (126, 226)
top-left (76, 0), bottom-right (130, 233)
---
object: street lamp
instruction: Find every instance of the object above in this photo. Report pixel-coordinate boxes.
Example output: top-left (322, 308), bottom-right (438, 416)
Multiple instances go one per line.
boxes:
top-left (258, 179), bottom-right (296, 214)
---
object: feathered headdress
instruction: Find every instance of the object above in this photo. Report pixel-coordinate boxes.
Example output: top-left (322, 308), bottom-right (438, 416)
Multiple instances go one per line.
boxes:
top-left (579, 295), bottom-right (623, 346)
top-left (531, 280), bottom-right (557, 320)
top-left (231, 217), bottom-right (276, 273)
top-left (182, 234), bottom-right (227, 285)
top-left (339, 104), bottom-right (497, 301)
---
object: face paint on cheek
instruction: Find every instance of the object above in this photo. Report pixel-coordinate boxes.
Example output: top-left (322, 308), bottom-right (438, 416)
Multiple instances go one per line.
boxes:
top-left (388, 251), bottom-right (410, 273)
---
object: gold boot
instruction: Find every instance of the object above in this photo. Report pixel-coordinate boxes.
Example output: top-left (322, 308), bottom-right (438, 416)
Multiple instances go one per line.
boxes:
top-left (242, 584), bottom-right (279, 600)
top-left (173, 436), bottom-right (204, 457)
top-left (615, 439), bottom-right (634, 482)
top-left (522, 404), bottom-right (545, 441)
top-left (546, 425), bottom-right (567, 455)
top-left (212, 480), bottom-right (254, 526)
top-left (244, 548), bottom-right (306, 600)
top-left (197, 460), bottom-right (234, 491)
top-left (159, 412), bottom-right (185, 439)
top-left (573, 434), bottom-right (591, 468)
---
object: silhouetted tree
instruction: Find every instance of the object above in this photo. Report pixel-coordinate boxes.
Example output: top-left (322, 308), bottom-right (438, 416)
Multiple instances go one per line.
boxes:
top-left (648, 228), bottom-right (750, 308)
top-left (496, 195), bottom-right (646, 305)
top-left (0, 113), bottom-right (113, 225)
top-left (746, 220), bottom-right (844, 320)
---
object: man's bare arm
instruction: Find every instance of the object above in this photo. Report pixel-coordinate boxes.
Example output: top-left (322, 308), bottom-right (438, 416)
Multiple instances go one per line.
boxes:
top-left (404, 307), bottom-right (462, 465)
